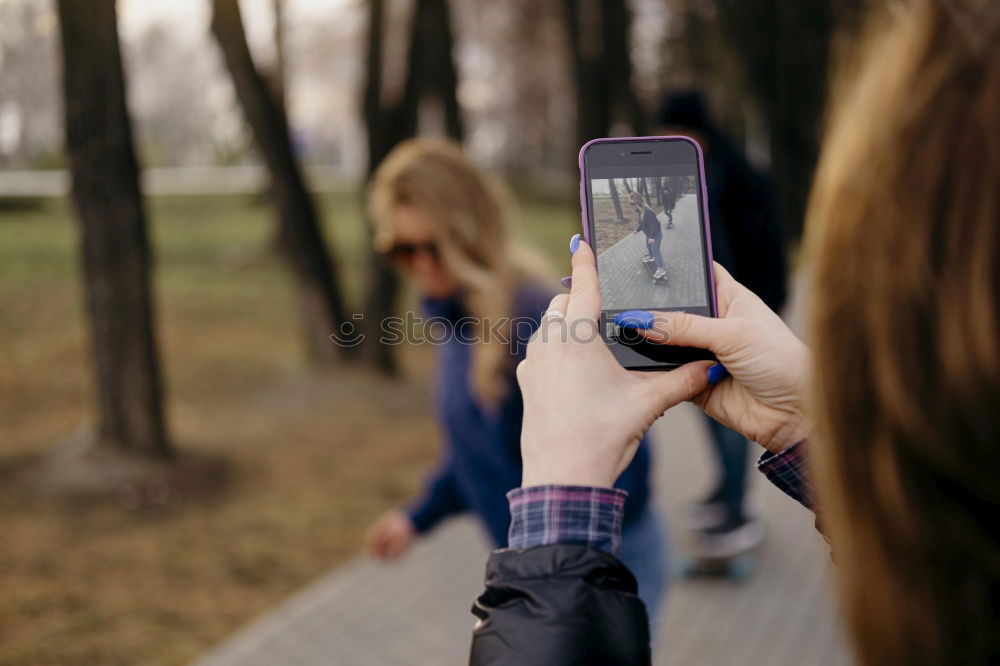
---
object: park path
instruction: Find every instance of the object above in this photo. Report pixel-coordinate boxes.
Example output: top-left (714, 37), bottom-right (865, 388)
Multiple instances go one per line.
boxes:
top-left (598, 194), bottom-right (709, 311)
top-left (191, 391), bottom-right (853, 664)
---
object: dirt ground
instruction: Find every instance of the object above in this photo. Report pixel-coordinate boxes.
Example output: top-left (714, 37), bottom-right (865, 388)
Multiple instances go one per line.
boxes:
top-left (0, 192), bottom-right (576, 666)
top-left (592, 196), bottom-right (636, 253)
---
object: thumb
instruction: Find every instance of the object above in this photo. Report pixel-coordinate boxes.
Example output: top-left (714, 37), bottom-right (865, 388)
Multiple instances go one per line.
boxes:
top-left (635, 360), bottom-right (714, 415)
top-left (642, 310), bottom-right (740, 356)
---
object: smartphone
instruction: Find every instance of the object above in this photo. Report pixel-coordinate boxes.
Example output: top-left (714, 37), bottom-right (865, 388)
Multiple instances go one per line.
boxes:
top-left (579, 136), bottom-right (717, 370)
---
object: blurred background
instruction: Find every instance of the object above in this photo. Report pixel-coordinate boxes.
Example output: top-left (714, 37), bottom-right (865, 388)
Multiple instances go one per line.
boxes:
top-left (1, 0), bottom-right (866, 664)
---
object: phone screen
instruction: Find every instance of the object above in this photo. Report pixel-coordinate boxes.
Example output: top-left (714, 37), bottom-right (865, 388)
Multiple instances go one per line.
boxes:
top-left (582, 137), bottom-right (716, 368)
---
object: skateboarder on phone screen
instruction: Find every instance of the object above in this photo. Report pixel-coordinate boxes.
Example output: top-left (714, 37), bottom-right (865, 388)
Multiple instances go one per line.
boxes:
top-left (630, 191), bottom-right (666, 280)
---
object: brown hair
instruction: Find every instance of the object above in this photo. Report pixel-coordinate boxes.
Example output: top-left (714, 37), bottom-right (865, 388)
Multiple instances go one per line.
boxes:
top-left (368, 138), bottom-right (552, 405)
top-left (805, 1), bottom-right (1000, 664)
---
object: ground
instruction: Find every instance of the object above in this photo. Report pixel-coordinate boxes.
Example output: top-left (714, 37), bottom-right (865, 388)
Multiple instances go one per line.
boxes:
top-left (596, 194), bottom-right (708, 311)
top-left (190, 401), bottom-right (852, 666)
top-left (592, 194), bottom-right (635, 250)
top-left (0, 190), bottom-right (578, 666)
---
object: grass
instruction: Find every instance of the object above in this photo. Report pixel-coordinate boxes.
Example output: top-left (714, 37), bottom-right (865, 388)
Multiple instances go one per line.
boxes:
top-left (0, 189), bottom-right (578, 666)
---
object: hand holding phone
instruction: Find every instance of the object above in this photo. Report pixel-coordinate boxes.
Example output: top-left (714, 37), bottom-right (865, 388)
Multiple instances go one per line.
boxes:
top-left (579, 136), bottom-right (718, 370)
top-left (518, 241), bottom-right (715, 487)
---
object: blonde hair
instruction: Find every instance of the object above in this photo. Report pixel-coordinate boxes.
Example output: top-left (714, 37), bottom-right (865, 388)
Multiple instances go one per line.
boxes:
top-left (628, 190), bottom-right (649, 209)
top-left (805, 1), bottom-right (1000, 664)
top-left (369, 138), bottom-right (552, 405)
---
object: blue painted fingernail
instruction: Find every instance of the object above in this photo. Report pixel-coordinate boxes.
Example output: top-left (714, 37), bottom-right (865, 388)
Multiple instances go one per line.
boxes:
top-left (569, 234), bottom-right (580, 255)
top-left (708, 363), bottom-right (729, 385)
top-left (560, 276), bottom-right (572, 289)
top-left (613, 310), bottom-right (655, 330)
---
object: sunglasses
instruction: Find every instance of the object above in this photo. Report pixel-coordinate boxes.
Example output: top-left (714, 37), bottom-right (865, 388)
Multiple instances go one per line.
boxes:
top-left (380, 240), bottom-right (440, 264)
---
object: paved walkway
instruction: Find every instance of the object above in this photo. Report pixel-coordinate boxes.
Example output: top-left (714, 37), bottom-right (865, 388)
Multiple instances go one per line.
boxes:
top-left (192, 405), bottom-right (853, 666)
top-left (598, 194), bottom-right (709, 311)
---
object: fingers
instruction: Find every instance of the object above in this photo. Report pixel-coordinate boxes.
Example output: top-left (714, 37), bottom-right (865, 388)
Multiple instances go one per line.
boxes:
top-left (366, 523), bottom-right (409, 560)
top-left (527, 293), bottom-right (570, 356)
top-left (635, 360), bottom-right (714, 413)
top-left (638, 310), bottom-right (740, 355)
top-left (566, 240), bottom-right (601, 322)
top-left (364, 526), bottom-right (386, 558)
top-left (709, 261), bottom-right (748, 317)
top-left (545, 293), bottom-right (570, 320)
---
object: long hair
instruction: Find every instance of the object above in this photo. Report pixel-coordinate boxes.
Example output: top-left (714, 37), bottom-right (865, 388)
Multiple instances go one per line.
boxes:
top-left (628, 190), bottom-right (652, 212)
top-left (369, 138), bottom-right (551, 405)
top-left (805, 1), bottom-right (1000, 664)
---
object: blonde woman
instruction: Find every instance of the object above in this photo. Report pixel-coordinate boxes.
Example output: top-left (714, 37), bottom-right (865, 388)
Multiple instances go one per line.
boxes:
top-left (469, 0), bottom-right (1000, 663)
top-left (629, 190), bottom-right (666, 279)
top-left (362, 139), bottom-right (671, 617)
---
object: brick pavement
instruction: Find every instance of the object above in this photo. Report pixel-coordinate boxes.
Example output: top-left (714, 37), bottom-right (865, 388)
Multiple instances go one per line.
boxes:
top-left (191, 402), bottom-right (853, 666)
top-left (597, 194), bottom-right (710, 311)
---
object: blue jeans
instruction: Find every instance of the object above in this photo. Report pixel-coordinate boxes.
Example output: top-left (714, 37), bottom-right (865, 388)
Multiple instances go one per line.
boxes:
top-left (646, 234), bottom-right (665, 270)
top-left (703, 414), bottom-right (750, 527)
top-left (617, 505), bottom-right (669, 623)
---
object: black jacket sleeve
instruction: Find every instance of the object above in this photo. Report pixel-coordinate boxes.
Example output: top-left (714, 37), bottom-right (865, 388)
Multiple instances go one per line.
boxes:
top-left (469, 544), bottom-right (651, 666)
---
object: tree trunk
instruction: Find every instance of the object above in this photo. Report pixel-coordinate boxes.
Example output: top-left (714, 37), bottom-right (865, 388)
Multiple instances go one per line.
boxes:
top-left (601, 0), bottom-right (647, 135)
top-left (360, 0), bottom-right (400, 374)
top-left (564, 0), bottom-right (646, 150)
top-left (212, 0), bottom-right (352, 361)
top-left (654, 176), bottom-right (663, 207)
top-left (56, 0), bottom-right (170, 458)
top-left (565, 0), bottom-right (609, 148)
top-left (608, 178), bottom-right (624, 220)
top-left (360, 0), bottom-right (464, 374)
top-left (715, 0), bottom-right (836, 240)
top-left (270, 0), bottom-right (286, 108)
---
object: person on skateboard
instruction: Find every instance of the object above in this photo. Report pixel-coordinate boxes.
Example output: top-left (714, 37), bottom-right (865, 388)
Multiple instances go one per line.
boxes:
top-left (630, 190), bottom-right (666, 280)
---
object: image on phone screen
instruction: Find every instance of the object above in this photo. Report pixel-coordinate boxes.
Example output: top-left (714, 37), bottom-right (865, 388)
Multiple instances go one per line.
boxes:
top-left (582, 137), bottom-right (715, 368)
top-left (588, 162), bottom-right (708, 312)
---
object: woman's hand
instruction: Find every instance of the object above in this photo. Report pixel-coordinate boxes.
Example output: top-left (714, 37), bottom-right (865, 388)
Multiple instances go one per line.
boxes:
top-left (637, 263), bottom-right (811, 453)
top-left (516, 240), bottom-right (714, 488)
top-left (364, 509), bottom-right (416, 560)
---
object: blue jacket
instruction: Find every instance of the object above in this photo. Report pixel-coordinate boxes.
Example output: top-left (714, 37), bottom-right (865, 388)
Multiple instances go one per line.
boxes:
top-left (406, 283), bottom-right (653, 547)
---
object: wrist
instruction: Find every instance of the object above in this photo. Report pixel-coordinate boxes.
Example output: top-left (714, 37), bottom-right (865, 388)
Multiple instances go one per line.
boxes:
top-left (521, 469), bottom-right (616, 489)
top-left (520, 451), bottom-right (617, 489)
top-left (759, 416), bottom-right (811, 454)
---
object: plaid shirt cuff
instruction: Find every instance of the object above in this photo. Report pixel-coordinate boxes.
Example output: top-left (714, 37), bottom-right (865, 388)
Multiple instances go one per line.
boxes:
top-left (757, 439), bottom-right (812, 509)
top-left (507, 485), bottom-right (628, 555)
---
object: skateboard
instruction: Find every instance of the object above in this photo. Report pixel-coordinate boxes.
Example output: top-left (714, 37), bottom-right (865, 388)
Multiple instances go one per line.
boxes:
top-left (678, 549), bottom-right (757, 581)
top-left (642, 257), bottom-right (668, 284)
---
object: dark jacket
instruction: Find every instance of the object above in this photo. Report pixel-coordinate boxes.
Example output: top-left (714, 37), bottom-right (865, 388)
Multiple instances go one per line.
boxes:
top-left (406, 286), bottom-right (653, 547)
top-left (658, 89), bottom-right (787, 313)
top-left (470, 545), bottom-right (650, 666)
top-left (635, 207), bottom-right (661, 240)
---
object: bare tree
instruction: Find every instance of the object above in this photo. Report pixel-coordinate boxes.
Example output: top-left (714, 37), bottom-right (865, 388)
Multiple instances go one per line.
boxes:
top-left (56, 0), bottom-right (170, 458)
top-left (564, 0), bottom-right (646, 149)
top-left (361, 0), bottom-right (464, 373)
top-left (269, 0), bottom-right (287, 108)
top-left (608, 178), bottom-right (624, 220)
top-left (211, 0), bottom-right (351, 361)
top-left (713, 1), bottom-right (851, 239)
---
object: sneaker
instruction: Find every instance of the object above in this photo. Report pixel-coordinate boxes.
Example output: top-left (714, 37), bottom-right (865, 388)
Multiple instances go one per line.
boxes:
top-left (641, 256), bottom-right (655, 263)
top-left (692, 520), bottom-right (765, 559)
top-left (681, 501), bottom-right (729, 530)
top-left (653, 268), bottom-right (666, 279)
